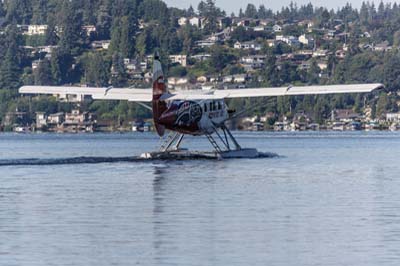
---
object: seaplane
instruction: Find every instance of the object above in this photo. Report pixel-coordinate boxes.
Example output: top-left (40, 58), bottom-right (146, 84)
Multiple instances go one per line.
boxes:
top-left (19, 54), bottom-right (383, 159)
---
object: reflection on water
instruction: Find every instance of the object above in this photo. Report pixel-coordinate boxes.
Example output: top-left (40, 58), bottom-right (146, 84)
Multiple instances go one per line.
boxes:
top-left (1, 132), bottom-right (400, 266)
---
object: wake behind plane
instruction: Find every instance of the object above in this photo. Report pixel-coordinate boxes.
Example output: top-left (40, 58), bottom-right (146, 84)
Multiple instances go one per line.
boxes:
top-left (19, 54), bottom-right (383, 159)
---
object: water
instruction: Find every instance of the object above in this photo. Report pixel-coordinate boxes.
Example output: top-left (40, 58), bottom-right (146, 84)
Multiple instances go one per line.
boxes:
top-left (1, 131), bottom-right (400, 266)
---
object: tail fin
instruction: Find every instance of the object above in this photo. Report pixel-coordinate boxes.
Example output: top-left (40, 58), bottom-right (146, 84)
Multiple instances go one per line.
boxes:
top-left (152, 53), bottom-right (167, 136)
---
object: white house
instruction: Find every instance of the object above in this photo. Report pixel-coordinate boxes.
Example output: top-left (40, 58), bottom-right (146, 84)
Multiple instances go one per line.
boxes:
top-left (21, 25), bottom-right (48, 35)
top-left (276, 35), bottom-right (300, 46)
top-left (82, 25), bottom-right (96, 36)
top-left (234, 41), bottom-right (262, 51)
top-left (91, 40), bottom-right (111, 50)
top-left (169, 55), bottom-right (187, 67)
top-left (178, 17), bottom-right (188, 26)
top-left (191, 53), bottom-right (211, 62)
top-left (387, 113), bottom-right (400, 122)
top-left (299, 34), bottom-right (314, 46)
top-left (253, 26), bottom-right (266, 32)
top-left (189, 17), bottom-right (202, 28)
top-left (272, 24), bottom-right (282, 32)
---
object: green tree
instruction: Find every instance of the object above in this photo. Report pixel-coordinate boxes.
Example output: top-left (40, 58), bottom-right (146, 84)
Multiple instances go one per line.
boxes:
top-left (111, 53), bottom-right (128, 87)
top-left (83, 52), bottom-right (110, 87)
top-left (34, 59), bottom-right (53, 85)
top-left (245, 4), bottom-right (258, 18)
top-left (58, 0), bottom-right (85, 55)
top-left (31, 0), bottom-right (47, 24)
top-left (0, 26), bottom-right (22, 90)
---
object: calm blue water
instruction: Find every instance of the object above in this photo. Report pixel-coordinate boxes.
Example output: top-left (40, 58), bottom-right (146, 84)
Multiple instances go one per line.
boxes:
top-left (1, 131), bottom-right (400, 266)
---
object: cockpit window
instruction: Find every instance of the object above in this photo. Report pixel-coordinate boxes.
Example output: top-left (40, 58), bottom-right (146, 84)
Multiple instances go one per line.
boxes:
top-left (204, 103), bottom-right (207, 112)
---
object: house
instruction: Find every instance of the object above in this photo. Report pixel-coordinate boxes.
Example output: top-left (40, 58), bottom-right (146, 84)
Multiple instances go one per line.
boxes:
top-left (272, 24), bottom-right (282, 32)
top-left (31, 60), bottom-right (41, 70)
top-left (361, 32), bottom-right (371, 38)
top-left (335, 50), bottom-right (346, 59)
top-left (19, 25), bottom-right (48, 35)
top-left (331, 109), bottom-right (362, 122)
top-left (312, 49), bottom-right (329, 57)
top-left (223, 74), bottom-right (248, 83)
top-left (326, 30), bottom-right (336, 39)
top-left (233, 41), bottom-right (262, 51)
top-left (298, 61), bottom-right (311, 70)
top-left (317, 61), bottom-right (328, 70)
top-left (298, 20), bottom-right (314, 29)
top-left (276, 35), bottom-right (300, 46)
top-left (63, 110), bottom-right (96, 133)
top-left (253, 26), bottom-right (266, 32)
top-left (197, 76), bottom-right (208, 83)
top-left (2, 111), bottom-right (29, 127)
top-left (37, 45), bottom-right (57, 54)
top-left (178, 17), bottom-right (188, 26)
top-left (36, 112), bottom-right (47, 129)
top-left (82, 25), bottom-right (96, 37)
top-left (123, 58), bottom-right (142, 74)
top-left (191, 53), bottom-right (211, 62)
top-left (267, 39), bottom-right (278, 47)
top-left (374, 41), bottom-right (392, 52)
top-left (168, 77), bottom-right (189, 86)
top-left (241, 55), bottom-right (267, 64)
top-left (196, 39), bottom-right (217, 48)
top-left (386, 113), bottom-right (400, 122)
top-left (169, 55), bottom-right (187, 67)
top-left (298, 34), bottom-right (314, 46)
top-left (189, 17), bottom-right (202, 28)
top-left (237, 19), bottom-right (251, 27)
top-left (217, 17), bottom-right (232, 28)
top-left (241, 55), bottom-right (267, 70)
top-left (47, 113), bottom-right (65, 125)
top-left (91, 40), bottom-right (111, 50)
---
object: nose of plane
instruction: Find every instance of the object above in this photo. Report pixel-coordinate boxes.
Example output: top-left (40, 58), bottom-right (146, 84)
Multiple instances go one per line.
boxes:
top-left (158, 111), bottom-right (176, 126)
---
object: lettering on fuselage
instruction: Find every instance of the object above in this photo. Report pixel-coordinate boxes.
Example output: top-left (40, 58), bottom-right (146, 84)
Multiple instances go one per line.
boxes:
top-left (175, 101), bottom-right (202, 127)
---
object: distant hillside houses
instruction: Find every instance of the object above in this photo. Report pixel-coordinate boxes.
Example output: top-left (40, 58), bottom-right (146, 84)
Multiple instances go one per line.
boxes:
top-left (18, 24), bottom-right (48, 35)
top-left (234, 41), bottom-right (262, 51)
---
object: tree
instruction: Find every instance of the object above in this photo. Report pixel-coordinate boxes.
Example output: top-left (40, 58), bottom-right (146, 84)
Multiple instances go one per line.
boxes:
top-left (83, 52), bottom-right (110, 87)
top-left (119, 16), bottom-right (136, 58)
top-left (32, 0), bottom-right (47, 24)
top-left (307, 59), bottom-right (320, 84)
top-left (5, 0), bottom-right (32, 24)
top-left (110, 53), bottom-right (128, 87)
top-left (34, 59), bottom-right (53, 85)
top-left (245, 4), bottom-right (258, 18)
top-left (96, 0), bottom-right (113, 39)
top-left (376, 92), bottom-right (388, 117)
top-left (139, 0), bottom-right (169, 23)
top-left (58, 0), bottom-right (85, 55)
top-left (45, 15), bottom-right (58, 45)
top-left (187, 5), bottom-right (195, 17)
top-left (209, 46), bottom-right (235, 73)
top-left (0, 26), bottom-right (22, 90)
top-left (51, 48), bottom-right (73, 85)
top-left (238, 8), bottom-right (244, 18)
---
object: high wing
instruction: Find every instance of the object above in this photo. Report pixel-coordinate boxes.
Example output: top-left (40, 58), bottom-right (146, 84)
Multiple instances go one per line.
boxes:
top-left (167, 83), bottom-right (384, 101)
top-left (19, 83), bottom-right (383, 102)
top-left (19, 85), bottom-right (152, 102)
